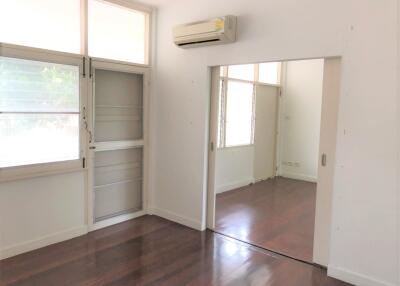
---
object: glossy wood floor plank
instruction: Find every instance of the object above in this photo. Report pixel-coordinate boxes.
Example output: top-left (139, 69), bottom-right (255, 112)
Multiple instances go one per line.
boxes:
top-left (0, 215), bottom-right (350, 286)
top-left (215, 177), bottom-right (316, 262)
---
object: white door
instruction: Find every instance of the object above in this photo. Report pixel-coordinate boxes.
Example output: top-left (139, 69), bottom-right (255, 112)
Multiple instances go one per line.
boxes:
top-left (87, 59), bottom-right (149, 231)
top-left (253, 85), bottom-right (279, 181)
top-left (313, 58), bottom-right (341, 266)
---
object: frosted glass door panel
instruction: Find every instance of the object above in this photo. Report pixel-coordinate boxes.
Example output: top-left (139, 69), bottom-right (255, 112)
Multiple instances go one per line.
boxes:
top-left (94, 148), bottom-right (143, 222)
top-left (94, 69), bottom-right (143, 142)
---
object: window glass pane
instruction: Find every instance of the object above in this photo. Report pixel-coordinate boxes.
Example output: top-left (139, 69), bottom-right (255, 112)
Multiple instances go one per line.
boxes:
top-left (220, 66), bottom-right (225, 77)
top-left (89, 0), bottom-right (147, 64)
top-left (259, 62), bottom-right (280, 85)
top-left (228, 64), bottom-right (255, 81)
top-left (0, 57), bottom-right (80, 168)
top-left (0, 114), bottom-right (79, 168)
top-left (225, 81), bottom-right (254, 147)
top-left (0, 57), bottom-right (79, 112)
top-left (0, 0), bottom-right (81, 53)
top-left (217, 80), bottom-right (223, 148)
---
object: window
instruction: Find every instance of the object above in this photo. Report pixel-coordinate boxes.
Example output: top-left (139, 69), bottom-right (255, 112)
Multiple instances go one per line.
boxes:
top-left (0, 56), bottom-right (80, 168)
top-left (217, 79), bottom-right (224, 146)
top-left (0, 1), bottom-right (151, 179)
top-left (228, 64), bottom-right (255, 81)
top-left (88, 0), bottom-right (148, 64)
top-left (259, 62), bottom-right (280, 85)
top-left (0, 0), bottom-right (81, 54)
top-left (225, 81), bottom-right (254, 147)
top-left (220, 66), bottom-right (226, 77)
top-left (0, 0), bottom-right (151, 65)
top-left (218, 62), bottom-right (281, 148)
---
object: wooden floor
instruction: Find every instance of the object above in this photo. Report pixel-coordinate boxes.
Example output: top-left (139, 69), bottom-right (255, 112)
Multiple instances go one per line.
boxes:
top-left (0, 215), bottom-right (351, 286)
top-left (215, 177), bottom-right (316, 262)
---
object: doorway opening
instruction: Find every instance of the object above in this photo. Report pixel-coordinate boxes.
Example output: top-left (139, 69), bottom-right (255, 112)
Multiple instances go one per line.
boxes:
top-left (207, 58), bottom-right (341, 265)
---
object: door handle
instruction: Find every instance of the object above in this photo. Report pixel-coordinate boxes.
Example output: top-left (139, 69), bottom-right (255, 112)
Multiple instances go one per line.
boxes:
top-left (321, 153), bottom-right (327, 167)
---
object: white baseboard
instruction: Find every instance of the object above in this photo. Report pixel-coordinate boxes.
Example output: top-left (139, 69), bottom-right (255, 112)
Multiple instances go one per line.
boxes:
top-left (279, 171), bottom-right (317, 183)
top-left (150, 207), bottom-right (203, 231)
top-left (328, 265), bottom-right (397, 286)
top-left (0, 226), bottom-right (87, 260)
top-left (216, 178), bottom-right (255, 194)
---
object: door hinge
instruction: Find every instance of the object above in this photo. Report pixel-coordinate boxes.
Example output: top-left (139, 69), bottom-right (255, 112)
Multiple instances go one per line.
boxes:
top-left (210, 142), bottom-right (214, 152)
top-left (89, 58), bottom-right (93, 78)
top-left (82, 57), bottom-right (86, 78)
top-left (82, 157), bottom-right (86, 168)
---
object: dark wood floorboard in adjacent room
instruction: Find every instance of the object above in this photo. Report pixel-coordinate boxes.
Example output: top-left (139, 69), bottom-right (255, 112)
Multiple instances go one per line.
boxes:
top-left (215, 177), bottom-right (316, 262)
top-left (0, 215), bottom-right (351, 286)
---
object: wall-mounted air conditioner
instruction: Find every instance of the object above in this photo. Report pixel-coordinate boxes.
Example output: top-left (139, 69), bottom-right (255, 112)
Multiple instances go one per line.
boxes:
top-left (173, 15), bottom-right (237, 48)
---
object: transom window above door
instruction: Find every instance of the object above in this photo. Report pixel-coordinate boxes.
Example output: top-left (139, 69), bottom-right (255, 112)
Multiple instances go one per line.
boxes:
top-left (0, 0), bottom-right (151, 65)
top-left (88, 0), bottom-right (148, 64)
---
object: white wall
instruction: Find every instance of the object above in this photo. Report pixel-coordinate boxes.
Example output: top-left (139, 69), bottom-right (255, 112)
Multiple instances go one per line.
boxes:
top-left (278, 59), bottom-right (323, 182)
top-left (0, 172), bottom-right (87, 259)
top-left (150, 1), bottom-right (399, 285)
top-left (215, 146), bottom-right (254, 193)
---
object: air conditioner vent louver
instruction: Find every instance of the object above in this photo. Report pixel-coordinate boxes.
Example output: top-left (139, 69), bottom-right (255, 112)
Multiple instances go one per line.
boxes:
top-left (178, 38), bottom-right (221, 47)
top-left (173, 16), bottom-right (237, 48)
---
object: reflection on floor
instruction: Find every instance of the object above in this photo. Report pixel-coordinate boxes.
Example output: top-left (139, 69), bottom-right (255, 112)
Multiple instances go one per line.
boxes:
top-left (0, 215), bottom-right (351, 286)
top-left (215, 177), bottom-right (316, 262)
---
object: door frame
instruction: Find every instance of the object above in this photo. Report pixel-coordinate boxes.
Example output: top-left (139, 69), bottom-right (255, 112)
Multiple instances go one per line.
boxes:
top-left (87, 58), bottom-right (150, 231)
top-left (313, 57), bottom-right (341, 265)
top-left (206, 66), bottom-right (220, 230)
top-left (206, 57), bottom-right (342, 266)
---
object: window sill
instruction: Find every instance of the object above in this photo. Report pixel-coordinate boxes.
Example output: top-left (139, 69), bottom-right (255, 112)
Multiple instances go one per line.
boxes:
top-left (0, 160), bottom-right (84, 183)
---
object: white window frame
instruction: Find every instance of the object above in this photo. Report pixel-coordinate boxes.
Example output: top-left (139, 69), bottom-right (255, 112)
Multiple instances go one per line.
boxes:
top-left (218, 77), bottom-right (256, 149)
top-left (0, 43), bottom-right (88, 182)
top-left (217, 64), bottom-right (281, 149)
top-left (82, 0), bottom-right (153, 66)
top-left (256, 62), bottom-right (282, 86)
top-left (0, 0), bottom-right (153, 66)
top-left (0, 0), bottom-right (153, 181)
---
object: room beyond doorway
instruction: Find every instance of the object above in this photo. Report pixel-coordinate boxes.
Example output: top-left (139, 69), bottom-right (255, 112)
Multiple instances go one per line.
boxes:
top-left (207, 58), bottom-right (341, 266)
